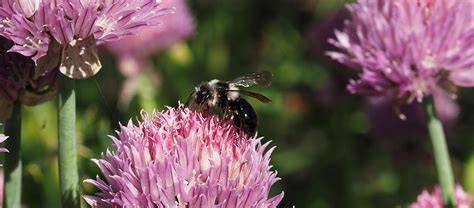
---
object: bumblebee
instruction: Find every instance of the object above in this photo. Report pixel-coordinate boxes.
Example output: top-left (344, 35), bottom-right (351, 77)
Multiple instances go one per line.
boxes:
top-left (186, 71), bottom-right (272, 136)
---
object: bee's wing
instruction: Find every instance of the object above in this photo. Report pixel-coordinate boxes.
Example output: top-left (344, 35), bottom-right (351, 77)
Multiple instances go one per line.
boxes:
top-left (230, 71), bottom-right (273, 88)
top-left (227, 90), bottom-right (272, 103)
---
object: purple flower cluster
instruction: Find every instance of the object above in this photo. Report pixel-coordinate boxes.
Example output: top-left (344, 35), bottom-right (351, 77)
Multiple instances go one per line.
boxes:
top-left (0, 0), bottom-right (172, 61)
top-left (327, 0), bottom-right (474, 103)
top-left (410, 185), bottom-right (473, 208)
top-left (84, 105), bottom-right (284, 207)
top-left (0, 0), bottom-right (173, 78)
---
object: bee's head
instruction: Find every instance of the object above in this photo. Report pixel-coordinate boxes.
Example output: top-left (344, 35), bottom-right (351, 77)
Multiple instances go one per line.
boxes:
top-left (194, 84), bottom-right (212, 104)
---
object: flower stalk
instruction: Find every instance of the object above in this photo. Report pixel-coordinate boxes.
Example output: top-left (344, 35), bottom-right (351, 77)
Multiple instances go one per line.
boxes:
top-left (423, 96), bottom-right (456, 208)
top-left (3, 101), bottom-right (22, 208)
top-left (58, 76), bottom-right (79, 207)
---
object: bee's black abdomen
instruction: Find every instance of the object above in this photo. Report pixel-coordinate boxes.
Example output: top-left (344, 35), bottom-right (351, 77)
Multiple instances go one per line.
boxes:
top-left (229, 98), bottom-right (257, 136)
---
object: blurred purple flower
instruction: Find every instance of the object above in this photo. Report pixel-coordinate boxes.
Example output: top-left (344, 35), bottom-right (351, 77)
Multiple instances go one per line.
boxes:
top-left (106, 0), bottom-right (195, 70)
top-left (327, 0), bottom-right (474, 103)
top-left (307, 9), bottom-right (349, 58)
top-left (0, 124), bottom-right (8, 153)
top-left (105, 0), bottom-right (195, 109)
top-left (0, 36), bottom-right (57, 121)
top-left (368, 89), bottom-right (459, 140)
top-left (410, 185), bottom-right (473, 208)
top-left (0, 0), bottom-right (173, 78)
top-left (83, 105), bottom-right (284, 207)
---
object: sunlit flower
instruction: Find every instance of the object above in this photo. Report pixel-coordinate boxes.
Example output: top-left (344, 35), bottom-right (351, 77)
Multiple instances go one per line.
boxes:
top-left (0, 0), bottom-right (173, 78)
top-left (83, 105), bottom-right (284, 207)
top-left (327, 0), bottom-right (474, 103)
top-left (0, 36), bottom-right (57, 121)
top-left (410, 185), bottom-right (473, 208)
top-left (105, 0), bottom-right (195, 109)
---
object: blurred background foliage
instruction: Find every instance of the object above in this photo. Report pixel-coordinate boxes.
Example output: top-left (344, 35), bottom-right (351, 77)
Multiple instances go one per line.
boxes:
top-left (3, 0), bottom-right (474, 207)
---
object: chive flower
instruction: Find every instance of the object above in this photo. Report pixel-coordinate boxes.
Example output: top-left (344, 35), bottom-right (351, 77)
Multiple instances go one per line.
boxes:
top-left (84, 105), bottom-right (284, 207)
top-left (0, 0), bottom-right (173, 78)
top-left (410, 185), bottom-right (473, 208)
top-left (327, 0), bottom-right (474, 103)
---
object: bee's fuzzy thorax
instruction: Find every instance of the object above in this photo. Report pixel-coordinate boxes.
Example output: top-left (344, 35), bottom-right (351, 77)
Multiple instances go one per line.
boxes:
top-left (207, 79), bottom-right (220, 107)
top-left (228, 84), bottom-right (240, 101)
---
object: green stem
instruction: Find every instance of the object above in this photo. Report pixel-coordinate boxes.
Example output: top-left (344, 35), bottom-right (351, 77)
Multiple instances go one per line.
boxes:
top-left (423, 96), bottom-right (456, 208)
top-left (3, 102), bottom-right (22, 208)
top-left (58, 76), bottom-right (79, 207)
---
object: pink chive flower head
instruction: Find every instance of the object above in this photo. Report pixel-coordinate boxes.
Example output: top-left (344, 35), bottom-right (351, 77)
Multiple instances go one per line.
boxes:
top-left (410, 185), bottom-right (473, 208)
top-left (327, 0), bottom-right (474, 103)
top-left (83, 105), bottom-right (284, 207)
top-left (0, 36), bottom-right (57, 120)
top-left (0, 0), bottom-right (173, 78)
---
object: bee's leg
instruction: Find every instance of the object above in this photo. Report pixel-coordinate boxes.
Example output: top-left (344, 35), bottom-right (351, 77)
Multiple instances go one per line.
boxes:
top-left (200, 105), bottom-right (213, 117)
top-left (239, 116), bottom-right (245, 135)
top-left (189, 101), bottom-right (197, 110)
top-left (222, 106), bottom-right (231, 121)
top-left (233, 111), bottom-right (244, 134)
top-left (198, 104), bottom-right (204, 112)
top-left (191, 102), bottom-right (198, 111)
top-left (193, 103), bottom-right (205, 113)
